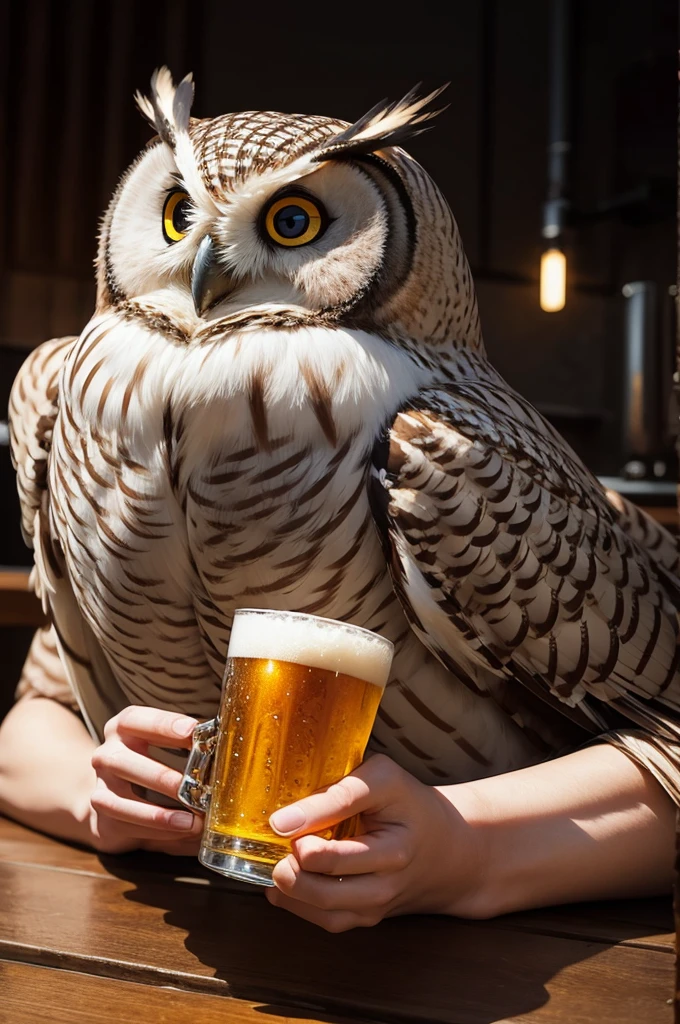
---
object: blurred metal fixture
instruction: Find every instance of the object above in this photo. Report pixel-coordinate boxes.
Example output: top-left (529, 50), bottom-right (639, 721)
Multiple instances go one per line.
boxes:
top-left (620, 281), bottom-right (666, 479)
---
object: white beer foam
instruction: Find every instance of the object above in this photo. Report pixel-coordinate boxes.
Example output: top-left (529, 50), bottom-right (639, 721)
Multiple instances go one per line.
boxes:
top-left (228, 610), bottom-right (393, 688)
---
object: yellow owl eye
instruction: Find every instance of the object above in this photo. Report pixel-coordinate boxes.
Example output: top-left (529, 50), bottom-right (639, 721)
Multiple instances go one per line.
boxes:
top-left (162, 189), bottom-right (192, 243)
top-left (263, 195), bottom-right (326, 247)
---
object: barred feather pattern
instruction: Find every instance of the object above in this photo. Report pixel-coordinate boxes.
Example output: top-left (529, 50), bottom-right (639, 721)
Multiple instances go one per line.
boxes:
top-left (190, 111), bottom-right (343, 193)
top-left (372, 378), bottom-right (680, 784)
top-left (9, 336), bottom-right (75, 549)
top-left (604, 487), bottom-right (680, 576)
top-left (16, 625), bottom-right (78, 709)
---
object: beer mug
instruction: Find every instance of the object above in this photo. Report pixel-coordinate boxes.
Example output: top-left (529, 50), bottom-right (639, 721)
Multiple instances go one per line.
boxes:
top-left (178, 608), bottom-right (394, 886)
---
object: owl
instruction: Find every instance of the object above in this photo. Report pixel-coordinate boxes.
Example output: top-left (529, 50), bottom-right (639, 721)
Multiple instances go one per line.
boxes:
top-left (10, 69), bottom-right (680, 795)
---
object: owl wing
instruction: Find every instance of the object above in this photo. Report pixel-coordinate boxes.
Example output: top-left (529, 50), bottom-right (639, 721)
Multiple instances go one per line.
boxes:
top-left (9, 338), bottom-right (128, 739)
top-left (603, 486), bottom-right (680, 576)
top-left (370, 380), bottom-right (680, 796)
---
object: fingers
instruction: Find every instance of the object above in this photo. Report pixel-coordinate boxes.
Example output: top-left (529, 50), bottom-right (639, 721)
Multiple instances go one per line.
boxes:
top-left (265, 756), bottom-right (424, 931)
top-left (269, 754), bottom-right (402, 838)
top-left (291, 829), bottom-right (410, 877)
top-left (91, 773), bottom-right (203, 836)
top-left (266, 889), bottom-right (364, 934)
top-left (93, 821), bottom-right (201, 855)
top-left (91, 803), bottom-right (202, 855)
top-left (91, 742), bottom-right (185, 802)
top-left (267, 827), bottom-right (411, 932)
top-left (90, 705), bottom-right (205, 856)
top-left (268, 855), bottom-right (393, 931)
top-left (103, 705), bottom-right (198, 748)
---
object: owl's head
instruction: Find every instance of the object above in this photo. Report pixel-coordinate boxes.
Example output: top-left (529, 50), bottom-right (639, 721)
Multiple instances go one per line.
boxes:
top-left (97, 69), bottom-right (481, 357)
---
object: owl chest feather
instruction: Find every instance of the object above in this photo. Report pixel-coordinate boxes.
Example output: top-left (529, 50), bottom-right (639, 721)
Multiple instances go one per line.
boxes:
top-left (49, 314), bottom-right (420, 716)
top-left (181, 431), bottom-right (405, 645)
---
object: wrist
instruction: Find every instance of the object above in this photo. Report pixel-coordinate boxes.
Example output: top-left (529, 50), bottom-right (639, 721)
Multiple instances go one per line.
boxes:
top-left (453, 774), bottom-right (541, 919)
top-left (433, 779), bottom-right (500, 919)
top-left (437, 771), bottom-right (571, 920)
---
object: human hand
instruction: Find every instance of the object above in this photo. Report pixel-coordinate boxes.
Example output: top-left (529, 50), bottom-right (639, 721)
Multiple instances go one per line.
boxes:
top-left (89, 705), bottom-right (204, 855)
top-left (265, 754), bottom-right (487, 932)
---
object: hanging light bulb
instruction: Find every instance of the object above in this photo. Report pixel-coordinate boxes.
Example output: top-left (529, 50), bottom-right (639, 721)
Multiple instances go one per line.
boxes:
top-left (541, 0), bottom-right (572, 312)
top-left (540, 247), bottom-right (566, 312)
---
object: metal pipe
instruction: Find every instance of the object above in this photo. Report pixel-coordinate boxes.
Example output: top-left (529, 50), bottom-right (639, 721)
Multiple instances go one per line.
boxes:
top-left (543, 0), bottom-right (572, 242)
top-left (621, 281), bottom-right (660, 476)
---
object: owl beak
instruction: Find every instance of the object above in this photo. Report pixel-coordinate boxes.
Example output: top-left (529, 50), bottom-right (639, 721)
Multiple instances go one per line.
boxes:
top-left (191, 235), bottom-right (234, 316)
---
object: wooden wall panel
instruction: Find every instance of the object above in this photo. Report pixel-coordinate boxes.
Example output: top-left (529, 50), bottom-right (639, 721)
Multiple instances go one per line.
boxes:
top-left (0, 0), bottom-right (205, 349)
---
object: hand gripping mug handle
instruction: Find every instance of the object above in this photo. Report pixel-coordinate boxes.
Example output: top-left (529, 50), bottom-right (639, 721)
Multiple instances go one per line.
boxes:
top-left (178, 718), bottom-right (218, 812)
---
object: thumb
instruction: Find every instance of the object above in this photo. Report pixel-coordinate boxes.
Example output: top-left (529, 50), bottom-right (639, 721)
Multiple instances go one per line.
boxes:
top-left (268, 754), bottom-right (396, 838)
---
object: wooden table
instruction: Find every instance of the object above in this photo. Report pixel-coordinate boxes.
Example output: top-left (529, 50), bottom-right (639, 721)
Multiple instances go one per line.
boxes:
top-left (1, 498), bottom-right (678, 1022)
top-left (0, 817), bottom-right (675, 1024)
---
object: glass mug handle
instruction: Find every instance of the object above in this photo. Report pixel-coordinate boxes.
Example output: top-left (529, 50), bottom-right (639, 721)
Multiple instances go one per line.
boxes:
top-left (177, 718), bottom-right (218, 812)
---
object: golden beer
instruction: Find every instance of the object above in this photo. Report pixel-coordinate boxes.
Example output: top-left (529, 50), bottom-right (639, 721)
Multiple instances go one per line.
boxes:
top-left (186, 609), bottom-right (393, 885)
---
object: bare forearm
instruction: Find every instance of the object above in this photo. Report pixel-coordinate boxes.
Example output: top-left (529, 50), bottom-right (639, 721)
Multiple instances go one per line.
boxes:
top-left (0, 696), bottom-right (97, 846)
top-left (449, 743), bottom-right (676, 918)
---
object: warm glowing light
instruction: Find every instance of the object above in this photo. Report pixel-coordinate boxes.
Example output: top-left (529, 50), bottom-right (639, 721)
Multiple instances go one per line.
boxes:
top-left (540, 248), bottom-right (566, 312)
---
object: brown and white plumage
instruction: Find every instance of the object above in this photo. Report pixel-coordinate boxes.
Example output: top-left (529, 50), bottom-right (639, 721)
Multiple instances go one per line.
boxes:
top-left (10, 70), bottom-right (680, 795)
top-left (371, 382), bottom-right (680, 792)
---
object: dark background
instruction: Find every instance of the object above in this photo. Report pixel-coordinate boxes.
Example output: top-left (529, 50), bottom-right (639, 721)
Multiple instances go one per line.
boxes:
top-left (0, 0), bottom-right (676, 689)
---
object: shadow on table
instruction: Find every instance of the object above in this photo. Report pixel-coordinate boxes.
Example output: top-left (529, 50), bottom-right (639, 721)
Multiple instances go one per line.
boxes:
top-left (100, 851), bottom-right (660, 1024)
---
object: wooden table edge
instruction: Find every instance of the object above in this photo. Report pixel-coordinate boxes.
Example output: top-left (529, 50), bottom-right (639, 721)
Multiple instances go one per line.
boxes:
top-left (0, 940), bottom-right (444, 1024)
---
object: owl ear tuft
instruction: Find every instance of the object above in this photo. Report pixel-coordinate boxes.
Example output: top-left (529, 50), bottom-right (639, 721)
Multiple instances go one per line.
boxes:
top-left (135, 67), bottom-right (194, 146)
top-left (315, 84), bottom-right (449, 161)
